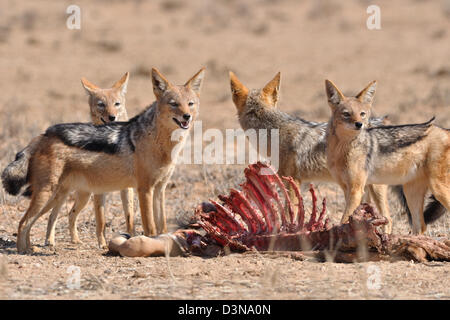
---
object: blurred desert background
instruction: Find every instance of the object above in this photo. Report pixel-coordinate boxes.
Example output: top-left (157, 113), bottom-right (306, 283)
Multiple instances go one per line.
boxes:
top-left (0, 0), bottom-right (449, 299)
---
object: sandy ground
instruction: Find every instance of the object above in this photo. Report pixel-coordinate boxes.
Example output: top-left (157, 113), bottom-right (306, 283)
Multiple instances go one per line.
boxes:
top-left (0, 0), bottom-right (449, 300)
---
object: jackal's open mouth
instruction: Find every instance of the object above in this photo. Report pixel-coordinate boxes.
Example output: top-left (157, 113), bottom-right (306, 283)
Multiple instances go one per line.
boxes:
top-left (173, 118), bottom-right (190, 129)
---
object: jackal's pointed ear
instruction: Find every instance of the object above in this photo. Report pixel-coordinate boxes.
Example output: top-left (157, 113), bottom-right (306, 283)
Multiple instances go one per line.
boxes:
top-left (261, 72), bottom-right (281, 107)
top-left (185, 67), bottom-right (206, 95)
top-left (229, 71), bottom-right (249, 113)
top-left (151, 68), bottom-right (173, 99)
top-left (112, 72), bottom-right (129, 96)
top-left (356, 80), bottom-right (377, 105)
top-left (81, 77), bottom-right (100, 95)
top-left (325, 80), bottom-right (345, 108)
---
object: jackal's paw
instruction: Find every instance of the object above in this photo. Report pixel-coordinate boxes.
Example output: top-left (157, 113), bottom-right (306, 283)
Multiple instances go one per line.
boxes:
top-left (45, 240), bottom-right (55, 247)
top-left (98, 242), bottom-right (108, 250)
top-left (30, 246), bottom-right (43, 254)
top-left (71, 239), bottom-right (83, 245)
top-left (18, 248), bottom-right (32, 254)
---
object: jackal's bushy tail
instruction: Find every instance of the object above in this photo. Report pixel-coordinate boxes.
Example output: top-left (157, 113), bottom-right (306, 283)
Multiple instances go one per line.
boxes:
top-left (1, 137), bottom-right (40, 196)
top-left (1, 150), bottom-right (29, 195)
top-left (423, 195), bottom-right (447, 224)
top-left (392, 185), bottom-right (446, 225)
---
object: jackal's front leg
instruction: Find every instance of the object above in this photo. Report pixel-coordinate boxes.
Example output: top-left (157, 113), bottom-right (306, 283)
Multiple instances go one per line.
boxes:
top-left (341, 182), bottom-right (366, 224)
top-left (120, 188), bottom-right (135, 236)
top-left (153, 182), bottom-right (168, 235)
top-left (93, 194), bottom-right (107, 249)
top-left (138, 186), bottom-right (156, 236)
top-left (368, 184), bottom-right (392, 233)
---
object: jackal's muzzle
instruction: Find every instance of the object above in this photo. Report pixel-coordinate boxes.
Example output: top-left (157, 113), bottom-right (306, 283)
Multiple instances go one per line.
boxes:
top-left (173, 113), bottom-right (192, 129)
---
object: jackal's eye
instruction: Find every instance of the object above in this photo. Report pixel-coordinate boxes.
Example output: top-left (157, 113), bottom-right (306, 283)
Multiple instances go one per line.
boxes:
top-left (360, 111), bottom-right (366, 118)
top-left (97, 101), bottom-right (105, 108)
top-left (342, 111), bottom-right (351, 118)
top-left (188, 101), bottom-right (194, 108)
top-left (115, 102), bottom-right (121, 107)
top-left (169, 101), bottom-right (178, 108)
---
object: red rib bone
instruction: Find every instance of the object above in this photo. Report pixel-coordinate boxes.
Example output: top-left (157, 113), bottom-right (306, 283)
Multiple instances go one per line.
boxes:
top-left (255, 162), bottom-right (295, 226)
top-left (306, 184), bottom-right (318, 230)
top-left (244, 169), bottom-right (280, 231)
top-left (242, 182), bottom-right (272, 233)
top-left (312, 198), bottom-right (327, 231)
top-left (199, 211), bottom-right (229, 234)
top-left (249, 164), bottom-right (287, 228)
top-left (208, 201), bottom-right (243, 234)
top-left (219, 191), bottom-right (257, 233)
top-left (282, 177), bottom-right (305, 229)
top-left (230, 189), bottom-right (264, 234)
top-left (210, 200), bottom-right (246, 233)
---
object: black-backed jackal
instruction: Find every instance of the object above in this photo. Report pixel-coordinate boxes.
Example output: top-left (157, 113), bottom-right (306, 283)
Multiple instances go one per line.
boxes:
top-left (44, 72), bottom-right (134, 248)
top-left (325, 80), bottom-right (449, 234)
top-left (2, 68), bottom-right (205, 253)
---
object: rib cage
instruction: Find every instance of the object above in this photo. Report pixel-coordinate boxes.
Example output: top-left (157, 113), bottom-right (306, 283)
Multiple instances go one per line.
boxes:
top-left (196, 162), bottom-right (332, 251)
top-left (191, 162), bottom-right (450, 262)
